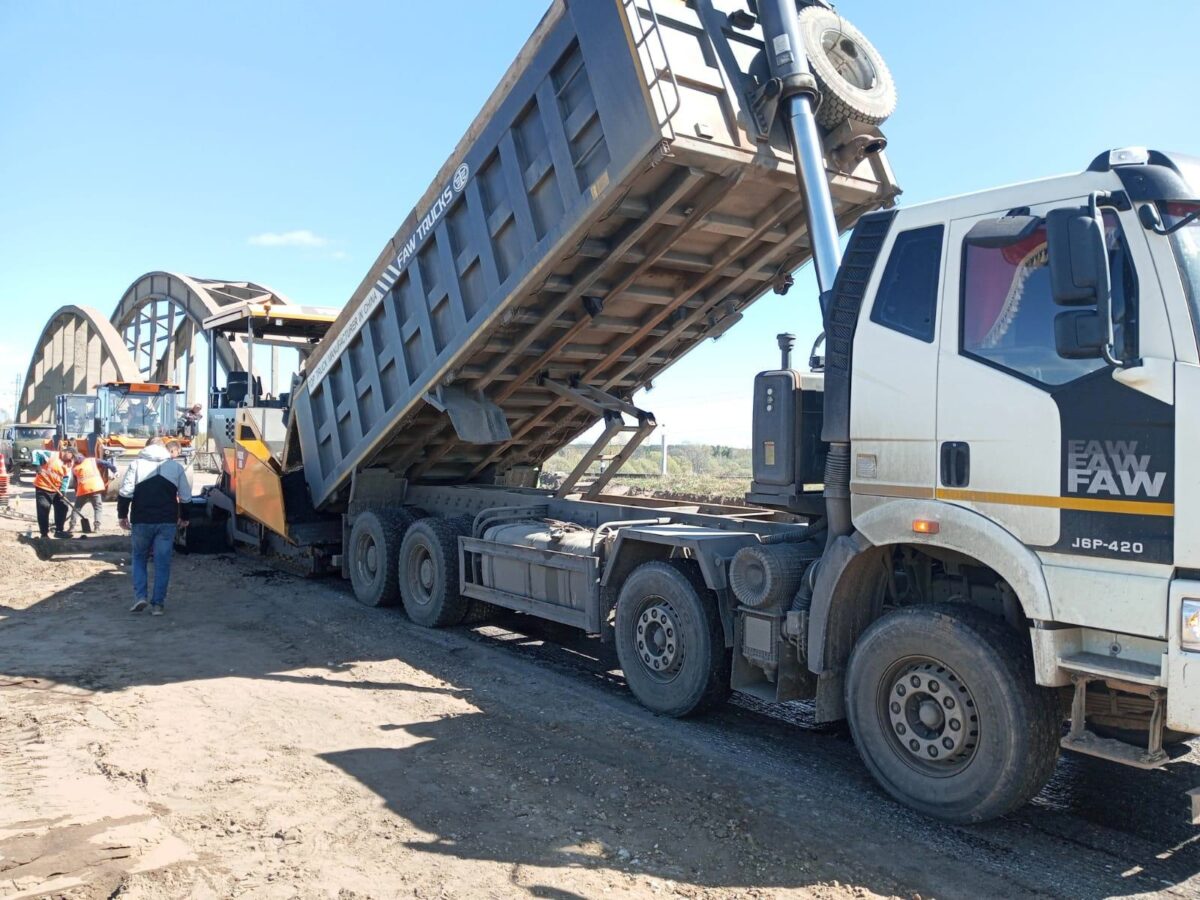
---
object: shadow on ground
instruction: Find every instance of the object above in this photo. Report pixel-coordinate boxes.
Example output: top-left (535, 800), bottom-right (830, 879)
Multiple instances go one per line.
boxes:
top-left (0, 537), bottom-right (1197, 897)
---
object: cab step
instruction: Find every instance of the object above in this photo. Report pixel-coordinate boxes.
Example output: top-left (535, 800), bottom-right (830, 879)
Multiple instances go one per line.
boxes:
top-left (1061, 671), bottom-right (1168, 768)
top-left (1060, 728), bottom-right (1168, 769)
top-left (1059, 650), bottom-right (1162, 685)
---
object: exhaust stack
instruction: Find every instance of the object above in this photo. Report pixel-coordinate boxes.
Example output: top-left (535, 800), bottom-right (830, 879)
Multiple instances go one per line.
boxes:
top-left (777, 333), bottom-right (795, 370)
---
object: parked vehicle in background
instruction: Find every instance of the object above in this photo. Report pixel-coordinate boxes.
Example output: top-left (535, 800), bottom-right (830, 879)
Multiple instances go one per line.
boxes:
top-left (1, 422), bottom-right (56, 480)
top-left (56, 382), bottom-right (192, 462)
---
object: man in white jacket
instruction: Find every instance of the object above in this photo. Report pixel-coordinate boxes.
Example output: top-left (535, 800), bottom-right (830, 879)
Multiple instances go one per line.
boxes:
top-left (118, 438), bottom-right (192, 615)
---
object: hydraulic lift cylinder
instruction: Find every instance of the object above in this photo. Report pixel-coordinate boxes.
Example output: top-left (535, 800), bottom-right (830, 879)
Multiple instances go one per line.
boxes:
top-left (756, 0), bottom-right (842, 296)
top-left (784, 95), bottom-right (842, 296)
top-left (757, 0), bottom-right (852, 546)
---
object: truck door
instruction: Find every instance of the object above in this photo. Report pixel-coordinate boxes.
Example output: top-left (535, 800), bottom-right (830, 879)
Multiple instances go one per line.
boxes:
top-left (936, 201), bottom-right (1174, 635)
top-left (849, 209), bottom-right (947, 508)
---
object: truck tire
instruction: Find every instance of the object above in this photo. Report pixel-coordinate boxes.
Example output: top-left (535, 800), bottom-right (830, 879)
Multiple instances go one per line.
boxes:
top-left (845, 604), bottom-right (1060, 824)
top-left (615, 560), bottom-right (731, 717)
top-left (445, 514), bottom-right (476, 536)
top-left (398, 517), bottom-right (470, 628)
top-left (797, 7), bottom-right (896, 128)
top-left (348, 509), bottom-right (414, 607)
top-left (442, 513), bottom-right (496, 624)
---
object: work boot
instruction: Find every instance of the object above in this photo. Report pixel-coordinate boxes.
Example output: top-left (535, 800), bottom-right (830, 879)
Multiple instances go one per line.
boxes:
top-left (130, 599), bottom-right (148, 613)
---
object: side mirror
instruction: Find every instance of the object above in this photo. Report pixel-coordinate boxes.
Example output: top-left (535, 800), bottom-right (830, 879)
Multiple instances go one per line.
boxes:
top-left (1046, 199), bottom-right (1122, 366)
top-left (1054, 310), bottom-right (1104, 359)
top-left (1045, 206), bottom-right (1110, 305)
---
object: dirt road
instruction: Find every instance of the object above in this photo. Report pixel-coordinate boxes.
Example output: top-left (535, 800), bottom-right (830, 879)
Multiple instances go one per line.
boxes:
top-left (0, 497), bottom-right (1197, 899)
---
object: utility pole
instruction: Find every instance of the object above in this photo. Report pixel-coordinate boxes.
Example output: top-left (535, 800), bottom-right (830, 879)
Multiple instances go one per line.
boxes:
top-left (10, 374), bottom-right (20, 423)
top-left (660, 425), bottom-right (668, 477)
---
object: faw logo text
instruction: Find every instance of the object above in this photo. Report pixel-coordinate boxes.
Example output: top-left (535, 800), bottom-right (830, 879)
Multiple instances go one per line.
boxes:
top-left (391, 180), bottom-right (460, 274)
top-left (1066, 440), bottom-right (1166, 499)
top-left (307, 162), bottom-right (470, 389)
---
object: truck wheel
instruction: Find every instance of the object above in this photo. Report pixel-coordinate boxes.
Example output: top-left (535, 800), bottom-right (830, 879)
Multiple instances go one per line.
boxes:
top-left (845, 604), bottom-right (1060, 824)
top-left (442, 513), bottom-right (495, 623)
top-left (348, 509), bottom-right (414, 607)
top-left (615, 560), bottom-right (731, 718)
top-left (797, 7), bottom-right (896, 128)
top-left (398, 517), bottom-right (469, 628)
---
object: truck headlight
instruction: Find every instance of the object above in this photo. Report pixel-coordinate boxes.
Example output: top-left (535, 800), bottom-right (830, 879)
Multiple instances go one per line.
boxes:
top-left (1184, 599), bottom-right (1200, 652)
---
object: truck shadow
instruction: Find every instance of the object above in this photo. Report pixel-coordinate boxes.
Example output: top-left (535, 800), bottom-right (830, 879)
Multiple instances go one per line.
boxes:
top-left (319, 702), bottom-right (1200, 899)
top-left (320, 717), bottom-right (886, 896)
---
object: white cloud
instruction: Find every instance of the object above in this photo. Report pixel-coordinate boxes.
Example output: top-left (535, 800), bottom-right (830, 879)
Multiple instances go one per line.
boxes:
top-left (248, 229), bottom-right (328, 248)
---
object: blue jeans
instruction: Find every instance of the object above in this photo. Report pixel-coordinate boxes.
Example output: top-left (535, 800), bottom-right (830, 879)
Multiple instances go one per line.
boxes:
top-left (131, 523), bottom-right (176, 606)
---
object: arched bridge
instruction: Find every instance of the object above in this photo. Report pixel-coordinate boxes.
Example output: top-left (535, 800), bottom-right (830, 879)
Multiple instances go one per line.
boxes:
top-left (19, 272), bottom-right (293, 424)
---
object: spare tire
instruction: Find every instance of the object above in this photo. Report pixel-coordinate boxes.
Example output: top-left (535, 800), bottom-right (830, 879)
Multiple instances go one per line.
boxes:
top-left (797, 7), bottom-right (896, 129)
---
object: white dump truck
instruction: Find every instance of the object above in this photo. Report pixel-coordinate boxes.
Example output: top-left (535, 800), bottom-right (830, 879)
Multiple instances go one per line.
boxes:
top-left (198, 0), bottom-right (1200, 824)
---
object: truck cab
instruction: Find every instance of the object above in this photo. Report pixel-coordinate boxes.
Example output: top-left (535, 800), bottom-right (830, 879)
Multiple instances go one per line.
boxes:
top-left (55, 394), bottom-right (99, 446)
top-left (0, 422), bottom-right (56, 479)
top-left (760, 148), bottom-right (1200, 818)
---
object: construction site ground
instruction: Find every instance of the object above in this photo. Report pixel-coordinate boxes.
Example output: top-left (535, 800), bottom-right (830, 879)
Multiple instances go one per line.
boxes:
top-left (1, 477), bottom-right (1198, 900)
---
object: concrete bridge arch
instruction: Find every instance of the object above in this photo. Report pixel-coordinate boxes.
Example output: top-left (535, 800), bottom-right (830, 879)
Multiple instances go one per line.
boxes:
top-left (17, 272), bottom-right (294, 423)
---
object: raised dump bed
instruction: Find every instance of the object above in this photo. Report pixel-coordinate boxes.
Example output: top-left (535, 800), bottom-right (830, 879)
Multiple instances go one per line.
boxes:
top-left (291, 0), bottom-right (900, 510)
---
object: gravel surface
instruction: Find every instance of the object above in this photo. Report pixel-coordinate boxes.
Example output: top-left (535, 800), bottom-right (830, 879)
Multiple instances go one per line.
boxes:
top-left (0, 492), bottom-right (1196, 899)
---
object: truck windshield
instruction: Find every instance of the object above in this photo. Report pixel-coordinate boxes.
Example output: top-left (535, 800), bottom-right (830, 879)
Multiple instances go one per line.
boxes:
top-left (1161, 202), bottom-right (1200, 345)
top-left (14, 426), bottom-right (54, 440)
top-left (104, 390), bottom-right (179, 438)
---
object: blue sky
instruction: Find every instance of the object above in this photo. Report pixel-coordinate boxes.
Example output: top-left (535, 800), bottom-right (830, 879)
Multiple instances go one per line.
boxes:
top-left (3, 1), bottom-right (1199, 442)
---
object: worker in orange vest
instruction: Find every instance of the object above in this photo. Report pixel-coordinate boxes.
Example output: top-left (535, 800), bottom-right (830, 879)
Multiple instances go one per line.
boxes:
top-left (67, 451), bottom-right (117, 534)
top-left (33, 446), bottom-right (76, 538)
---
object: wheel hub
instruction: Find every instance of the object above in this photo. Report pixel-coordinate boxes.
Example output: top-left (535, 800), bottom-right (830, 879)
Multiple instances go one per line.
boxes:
top-left (886, 662), bottom-right (977, 767)
top-left (419, 557), bottom-right (435, 591)
top-left (364, 541), bottom-right (378, 576)
top-left (636, 601), bottom-right (681, 677)
top-left (820, 27), bottom-right (877, 90)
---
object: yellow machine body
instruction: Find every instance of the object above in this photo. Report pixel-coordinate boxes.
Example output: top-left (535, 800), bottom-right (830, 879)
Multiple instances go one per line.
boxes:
top-left (229, 409), bottom-right (290, 540)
